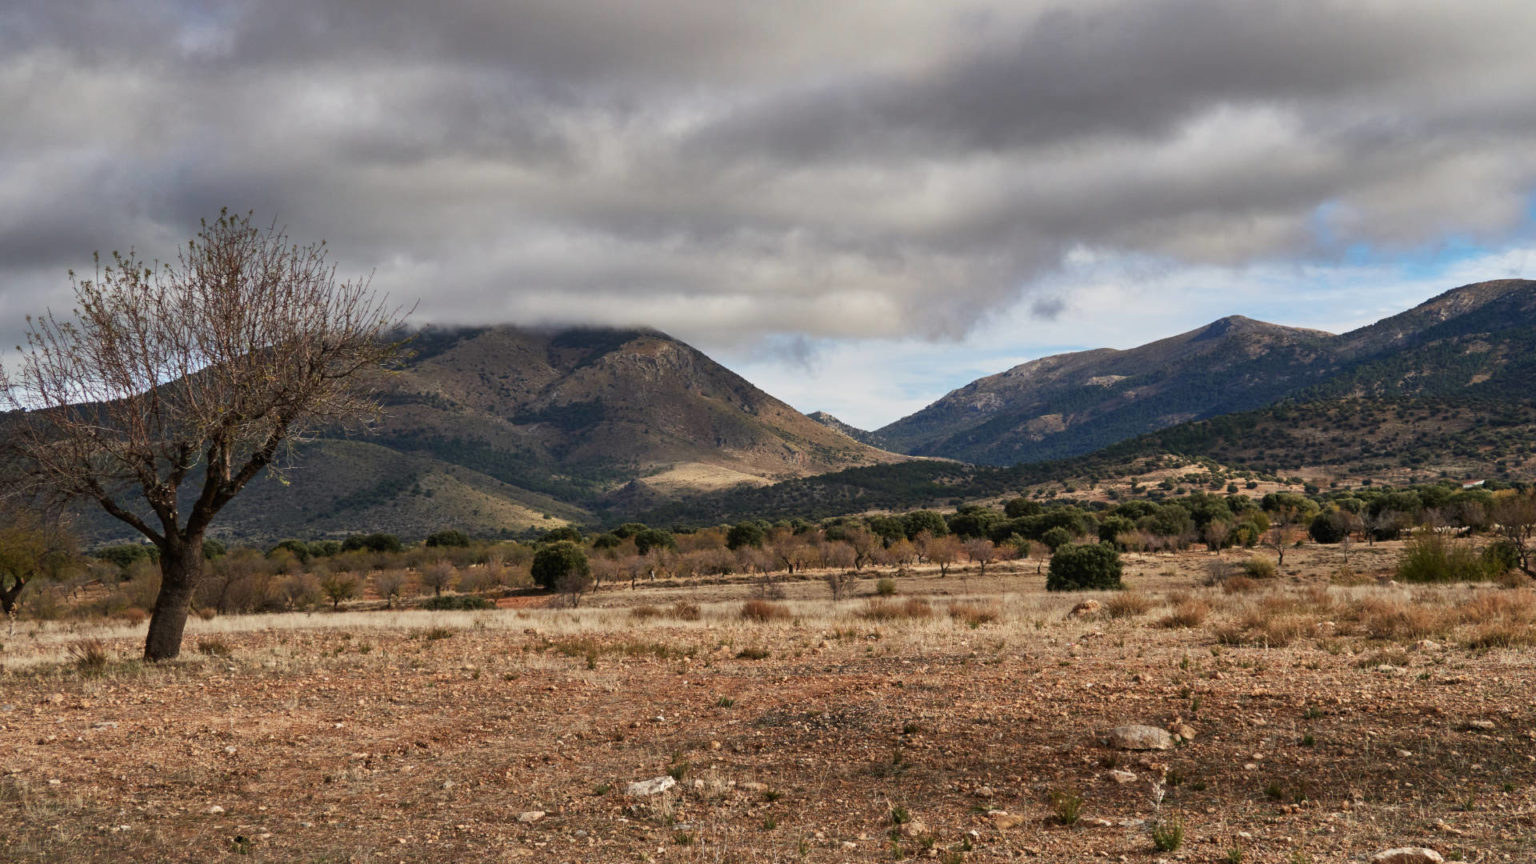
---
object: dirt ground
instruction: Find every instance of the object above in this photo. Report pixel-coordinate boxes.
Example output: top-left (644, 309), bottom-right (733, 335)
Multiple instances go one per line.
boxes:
top-left (3, 543), bottom-right (1534, 863)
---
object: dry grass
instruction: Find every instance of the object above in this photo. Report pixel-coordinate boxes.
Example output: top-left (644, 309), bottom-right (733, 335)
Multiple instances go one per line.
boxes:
top-left (948, 601), bottom-right (1001, 627)
top-left (739, 599), bottom-right (791, 622)
top-left (1158, 593), bottom-right (1210, 628)
top-left (859, 597), bottom-right (932, 621)
top-left (1103, 591), bottom-right (1155, 618)
top-left (5, 542), bottom-right (1536, 863)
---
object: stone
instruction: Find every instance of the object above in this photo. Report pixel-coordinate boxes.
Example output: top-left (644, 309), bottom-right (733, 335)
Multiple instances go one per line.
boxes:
top-left (1369, 849), bottom-right (1444, 864)
top-left (1466, 719), bottom-right (1495, 731)
top-left (989, 811), bottom-right (1024, 830)
top-left (972, 786), bottom-right (995, 798)
top-left (1172, 724), bottom-right (1197, 742)
top-left (625, 776), bottom-right (677, 797)
top-left (205, 805), bottom-right (225, 815)
top-left (1105, 724), bottom-right (1174, 751)
top-left (517, 811), bottom-right (545, 823)
top-left (1107, 770), bottom-right (1138, 784)
top-left (898, 819), bottom-right (928, 838)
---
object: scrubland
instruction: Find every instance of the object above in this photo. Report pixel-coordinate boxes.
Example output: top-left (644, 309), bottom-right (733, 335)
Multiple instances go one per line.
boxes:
top-left (2, 542), bottom-right (1533, 863)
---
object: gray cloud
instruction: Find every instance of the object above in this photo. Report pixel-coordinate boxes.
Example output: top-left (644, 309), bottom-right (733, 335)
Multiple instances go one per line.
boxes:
top-left (2, 0), bottom-right (1534, 362)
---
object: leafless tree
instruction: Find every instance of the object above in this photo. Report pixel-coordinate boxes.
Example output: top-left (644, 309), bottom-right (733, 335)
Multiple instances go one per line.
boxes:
top-left (1, 211), bottom-right (405, 660)
top-left (1492, 492), bottom-right (1536, 579)
top-left (0, 501), bottom-right (77, 631)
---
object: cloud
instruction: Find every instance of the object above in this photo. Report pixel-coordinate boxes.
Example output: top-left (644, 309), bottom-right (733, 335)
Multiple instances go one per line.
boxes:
top-left (2, 0), bottom-right (1535, 384)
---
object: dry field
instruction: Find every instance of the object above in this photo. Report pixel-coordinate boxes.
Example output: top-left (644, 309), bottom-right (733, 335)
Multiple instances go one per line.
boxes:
top-left (3, 542), bottom-right (1534, 863)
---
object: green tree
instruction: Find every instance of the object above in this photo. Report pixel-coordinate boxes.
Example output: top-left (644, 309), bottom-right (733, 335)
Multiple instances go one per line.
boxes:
top-left (425, 529), bottom-right (471, 548)
top-left (532, 541), bottom-right (591, 590)
top-left (902, 510), bottom-right (949, 540)
top-left (726, 522), bottom-right (767, 550)
top-left (1046, 542), bottom-right (1124, 591)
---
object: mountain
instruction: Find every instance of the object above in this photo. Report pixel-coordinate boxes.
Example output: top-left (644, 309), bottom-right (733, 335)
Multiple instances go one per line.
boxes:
top-left (807, 412), bottom-right (889, 448)
top-left (877, 315), bottom-right (1335, 464)
top-left (75, 326), bottom-right (905, 544)
top-left (878, 279), bottom-right (1536, 466)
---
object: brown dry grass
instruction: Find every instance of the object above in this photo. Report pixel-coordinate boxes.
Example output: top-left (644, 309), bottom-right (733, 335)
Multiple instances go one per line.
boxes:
top-left (3, 542), bottom-right (1535, 863)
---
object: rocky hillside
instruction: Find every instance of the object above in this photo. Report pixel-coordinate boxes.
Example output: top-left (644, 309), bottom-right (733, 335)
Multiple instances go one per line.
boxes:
top-left (877, 279), bottom-right (1536, 465)
top-left (78, 326), bottom-right (905, 543)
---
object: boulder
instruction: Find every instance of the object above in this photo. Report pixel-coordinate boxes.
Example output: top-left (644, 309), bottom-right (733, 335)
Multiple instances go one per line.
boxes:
top-left (625, 776), bottom-right (677, 797)
top-left (1370, 849), bottom-right (1444, 864)
top-left (1105, 724), bottom-right (1174, 750)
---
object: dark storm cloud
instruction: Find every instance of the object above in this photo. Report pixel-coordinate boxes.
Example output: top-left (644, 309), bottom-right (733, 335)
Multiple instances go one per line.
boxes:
top-left (2, 0), bottom-right (1534, 359)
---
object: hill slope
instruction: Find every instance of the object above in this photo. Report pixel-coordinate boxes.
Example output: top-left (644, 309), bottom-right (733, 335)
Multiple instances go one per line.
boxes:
top-left (58, 326), bottom-right (905, 544)
top-left (878, 280), bottom-right (1536, 465)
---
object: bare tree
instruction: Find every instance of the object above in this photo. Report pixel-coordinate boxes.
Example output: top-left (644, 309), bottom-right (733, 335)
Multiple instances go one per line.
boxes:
top-left (1492, 492), bottom-right (1536, 579)
top-left (1, 211), bottom-right (405, 660)
top-left (0, 502), bottom-right (77, 630)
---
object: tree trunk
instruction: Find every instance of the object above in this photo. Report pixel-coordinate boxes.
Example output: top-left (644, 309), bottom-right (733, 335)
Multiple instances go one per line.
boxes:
top-left (0, 576), bottom-right (25, 617)
top-left (144, 540), bottom-right (203, 661)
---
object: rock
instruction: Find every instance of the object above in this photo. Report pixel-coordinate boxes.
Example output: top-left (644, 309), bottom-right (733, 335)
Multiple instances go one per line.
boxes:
top-left (205, 805), bottom-right (225, 815)
top-left (1172, 724), bottom-right (1197, 742)
top-left (972, 786), bottom-right (995, 798)
top-left (989, 810), bottom-right (1024, 830)
top-left (1414, 639), bottom-right (1440, 651)
top-left (1068, 600), bottom-right (1101, 618)
top-left (840, 841), bottom-right (857, 851)
top-left (1107, 770), bottom-right (1138, 784)
top-left (516, 811), bottom-right (545, 823)
top-left (625, 776), bottom-right (677, 797)
top-left (1370, 849), bottom-right (1444, 864)
top-left (1105, 724), bottom-right (1174, 751)
top-left (898, 819), bottom-right (928, 838)
top-left (1466, 719), bottom-right (1495, 731)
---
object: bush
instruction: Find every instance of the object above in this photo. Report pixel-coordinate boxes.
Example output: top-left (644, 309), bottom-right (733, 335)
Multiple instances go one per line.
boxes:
top-left (1397, 535), bottom-right (1490, 583)
top-left (740, 599), bottom-right (790, 622)
top-left (1104, 592), bottom-right (1154, 618)
top-left (874, 577), bottom-right (897, 596)
top-left (425, 529), bottom-right (471, 548)
top-left (1041, 526), bottom-right (1075, 553)
top-left (1482, 540), bottom-right (1522, 576)
top-left (825, 571), bottom-right (856, 601)
top-left (1241, 557), bottom-right (1277, 579)
top-left (1046, 542), bottom-right (1123, 591)
top-left (1307, 512), bottom-right (1347, 544)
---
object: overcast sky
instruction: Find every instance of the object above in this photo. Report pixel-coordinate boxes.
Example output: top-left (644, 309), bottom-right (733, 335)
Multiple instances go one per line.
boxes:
top-left (4, 1), bottom-right (1534, 428)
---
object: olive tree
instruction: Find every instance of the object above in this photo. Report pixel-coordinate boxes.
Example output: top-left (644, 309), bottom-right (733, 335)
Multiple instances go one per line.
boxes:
top-left (1, 211), bottom-right (404, 660)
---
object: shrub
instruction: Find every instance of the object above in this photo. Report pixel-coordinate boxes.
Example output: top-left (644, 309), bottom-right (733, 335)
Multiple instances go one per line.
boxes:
top-left (1241, 557), bottom-right (1277, 579)
top-left (1104, 592), bottom-right (1153, 618)
top-left (875, 577), bottom-right (897, 596)
top-left (1307, 512), bottom-right (1347, 544)
top-left (1482, 540), bottom-right (1522, 576)
top-left (195, 637), bottom-right (233, 657)
top-left (740, 599), bottom-right (790, 622)
top-left (1159, 597), bottom-right (1210, 629)
top-left (1221, 575), bottom-right (1261, 595)
top-left (824, 571), bottom-right (856, 601)
top-left (1150, 812), bottom-right (1184, 852)
top-left (67, 639), bottom-right (110, 674)
top-left (1048, 789), bottom-right (1083, 825)
top-left (949, 602), bottom-right (1001, 627)
top-left (1397, 535), bottom-right (1489, 583)
top-left (669, 601), bottom-right (702, 621)
top-left (425, 529), bottom-right (471, 548)
top-left (1046, 543), bottom-right (1124, 591)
